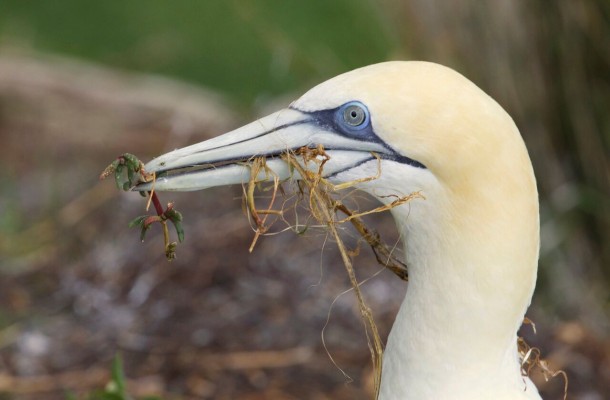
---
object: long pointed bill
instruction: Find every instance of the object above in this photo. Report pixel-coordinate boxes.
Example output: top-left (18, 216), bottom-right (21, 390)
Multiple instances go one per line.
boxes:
top-left (134, 107), bottom-right (390, 192)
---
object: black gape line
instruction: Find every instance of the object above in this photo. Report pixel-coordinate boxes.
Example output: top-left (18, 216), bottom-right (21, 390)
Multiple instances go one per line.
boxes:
top-left (290, 102), bottom-right (426, 169)
top-left (153, 118), bottom-right (316, 174)
top-left (153, 101), bottom-right (426, 179)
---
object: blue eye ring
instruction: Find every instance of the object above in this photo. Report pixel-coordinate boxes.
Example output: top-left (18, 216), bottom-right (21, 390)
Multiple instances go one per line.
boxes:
top-left (337, 101), bottom-right (369, 131)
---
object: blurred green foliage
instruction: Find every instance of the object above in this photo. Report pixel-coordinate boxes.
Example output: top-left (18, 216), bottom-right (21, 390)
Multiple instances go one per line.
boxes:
top-left (0, 0), bottom-right (395, 108)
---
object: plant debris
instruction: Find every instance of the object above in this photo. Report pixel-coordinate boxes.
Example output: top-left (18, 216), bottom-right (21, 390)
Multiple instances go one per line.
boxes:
top-left (245, 147), bottom-right (413, 282)
top-left (100, 153), bottom-right (184, 260)
top-left (241, 146), bottom-right (423, 398)
top-left (99, 153), bottom-right (154, 190)
top-left (519, 318), bottom-right (568, 399)
top-left (244, 156), bottom-right (282, 253)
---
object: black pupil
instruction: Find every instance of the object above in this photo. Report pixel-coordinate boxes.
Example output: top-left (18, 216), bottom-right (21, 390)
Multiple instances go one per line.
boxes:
top-left (344, 105), bottom-right (365, 126)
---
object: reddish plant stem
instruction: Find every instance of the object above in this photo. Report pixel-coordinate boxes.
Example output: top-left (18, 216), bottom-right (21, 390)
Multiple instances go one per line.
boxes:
top-left (150, 192), bottom-right (165, 216)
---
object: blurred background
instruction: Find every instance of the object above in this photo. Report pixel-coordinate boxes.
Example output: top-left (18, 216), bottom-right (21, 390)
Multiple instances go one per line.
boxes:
top-left (0, 1), bottom-right (608, 399)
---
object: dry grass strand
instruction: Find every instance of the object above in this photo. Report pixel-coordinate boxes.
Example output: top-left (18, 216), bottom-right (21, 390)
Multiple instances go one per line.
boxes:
top-left (243, 146), bottom-right (422, 398)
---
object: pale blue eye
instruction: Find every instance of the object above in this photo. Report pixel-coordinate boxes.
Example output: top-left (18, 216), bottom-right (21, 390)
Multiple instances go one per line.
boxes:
top-left (338, 101), bottom-right (369, 130)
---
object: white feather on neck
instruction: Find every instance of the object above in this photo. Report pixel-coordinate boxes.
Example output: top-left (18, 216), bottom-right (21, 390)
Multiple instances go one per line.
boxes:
top-left (343, 161), bottom-right (541, 400)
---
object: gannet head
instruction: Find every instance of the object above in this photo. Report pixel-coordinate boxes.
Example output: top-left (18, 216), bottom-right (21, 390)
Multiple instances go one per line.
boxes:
top-left (138, 61), bottom-right (539, 277)
top-left (136, 61), bottom-right (541, 398)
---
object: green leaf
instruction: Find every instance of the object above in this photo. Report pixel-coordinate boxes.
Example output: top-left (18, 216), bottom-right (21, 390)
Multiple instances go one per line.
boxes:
top-left (171, 210), bottom-right (183, 223)
top-left (140, 223), bottom-right (151, 242)
top-left (122, 153), bottom-right (140, 170)
top-left (172, 220), bottom-right (184, 243)
top-left (128, 215), bottom-right (148, 228)
top-left (126, 167), bottom-right (135, 189)
top-left (114, 164), bottom-right (125, 190)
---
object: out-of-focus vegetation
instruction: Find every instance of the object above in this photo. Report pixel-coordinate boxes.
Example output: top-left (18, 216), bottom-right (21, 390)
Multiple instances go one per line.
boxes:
top-left (0, 0), bottom-right (394, 109)
top-left (0, 1), bottom-right (608, 399)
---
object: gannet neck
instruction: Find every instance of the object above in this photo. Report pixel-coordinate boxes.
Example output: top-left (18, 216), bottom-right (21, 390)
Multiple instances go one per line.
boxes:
top-left (377, 132), bottom-right (541, 399)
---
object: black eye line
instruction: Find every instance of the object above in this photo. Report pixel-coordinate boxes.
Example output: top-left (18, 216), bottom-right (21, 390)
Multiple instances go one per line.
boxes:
top-left (288, 104), bottom-right (426, 169)
top-left (289, 103), bottom-right (375, 142)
